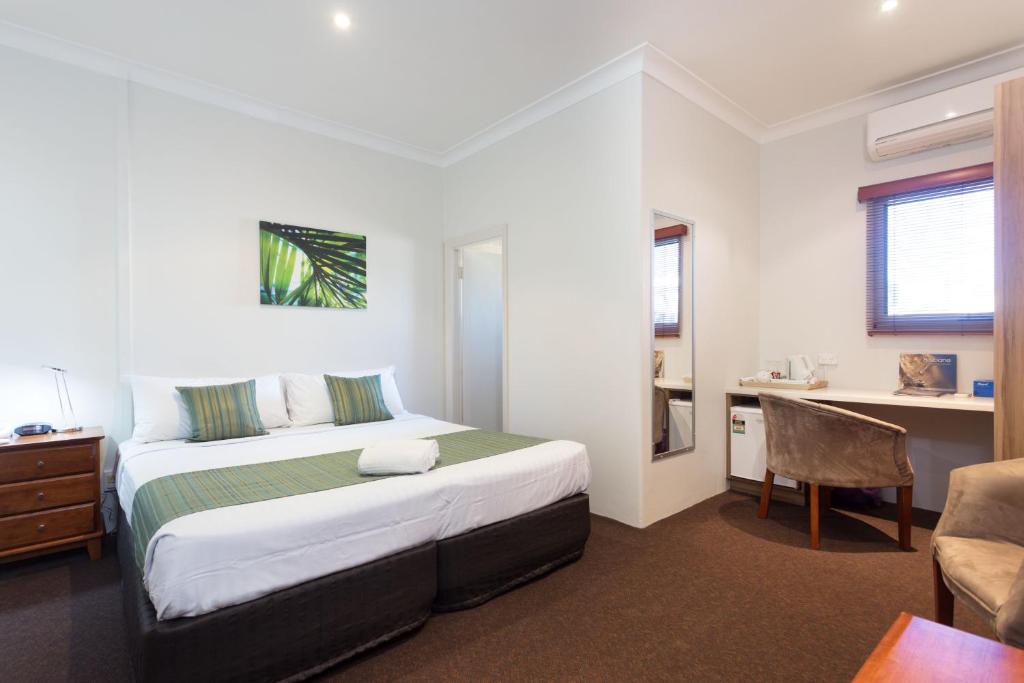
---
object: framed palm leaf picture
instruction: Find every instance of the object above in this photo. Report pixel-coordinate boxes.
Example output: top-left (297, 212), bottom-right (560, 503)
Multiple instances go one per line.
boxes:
top-left (259, 221), bottom-right (367, 308)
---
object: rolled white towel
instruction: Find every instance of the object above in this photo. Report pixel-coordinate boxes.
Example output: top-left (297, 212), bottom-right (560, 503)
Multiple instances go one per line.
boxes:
top-left (358, 439), bottom-right (439, 475)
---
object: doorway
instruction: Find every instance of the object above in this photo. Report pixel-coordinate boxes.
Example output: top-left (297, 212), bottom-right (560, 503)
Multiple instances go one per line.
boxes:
top-left (445, 228), bottom-right (508, 431)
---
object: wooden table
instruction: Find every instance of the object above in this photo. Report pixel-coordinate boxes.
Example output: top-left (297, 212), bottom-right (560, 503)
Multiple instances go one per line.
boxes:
top-left (854, 612), bottom-right (1024, 682)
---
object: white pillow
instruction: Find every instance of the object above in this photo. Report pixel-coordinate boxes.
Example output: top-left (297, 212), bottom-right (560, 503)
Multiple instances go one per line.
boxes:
top-left (281, 366), bottom-right (405, 427)
top-left (129, 374), bottom-right (291, 442)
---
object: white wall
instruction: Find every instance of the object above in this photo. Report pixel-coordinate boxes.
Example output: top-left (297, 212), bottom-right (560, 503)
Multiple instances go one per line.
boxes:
top-left (443, 76), bottom-right (645, 525)
top-left (128, 86), bottom-right (444, 415)
top-left (640, 75), bottom-right (762, 526)
top-left (0, 47), bottom-right (121, 467)
top-left (760, 116), bottom-right (995, 510)
top-left (0, 49), bottom-right (445, 485)
top-left (2, 40), bottom-right (997, 523)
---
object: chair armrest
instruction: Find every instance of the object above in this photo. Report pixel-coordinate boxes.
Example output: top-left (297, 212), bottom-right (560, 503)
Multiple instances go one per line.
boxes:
top-left (996, 563), bottom-right (1024, 648)
top-left (933, 459), bottom-right (1024, 550)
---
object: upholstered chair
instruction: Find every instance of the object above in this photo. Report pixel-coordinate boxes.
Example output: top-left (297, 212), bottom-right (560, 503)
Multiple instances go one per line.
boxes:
top-left (757, 393), bottom-right (915, 550)
top-left (932, 458), bottom-right (1024, 648)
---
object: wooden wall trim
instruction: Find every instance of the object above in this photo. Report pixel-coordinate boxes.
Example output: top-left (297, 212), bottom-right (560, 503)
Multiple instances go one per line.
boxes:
top-left (655, 224), bottom-right (688, 239)
top-left (995, 77), bottom-right (1024, 461)
top-left (857, 163), bottom-right (994, 203)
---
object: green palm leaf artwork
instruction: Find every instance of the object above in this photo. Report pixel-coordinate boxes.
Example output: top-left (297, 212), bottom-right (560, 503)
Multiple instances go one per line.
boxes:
top-left (259, 221), bottom-right (367, 308)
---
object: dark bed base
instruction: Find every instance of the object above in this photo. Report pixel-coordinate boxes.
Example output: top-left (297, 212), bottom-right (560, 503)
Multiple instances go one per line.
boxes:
top-left (117, 511), bottom-right (436, 683)
top-left (434, 493), bottom-right (591, 611)
top-left (120, 493), bottom-right (589, 682)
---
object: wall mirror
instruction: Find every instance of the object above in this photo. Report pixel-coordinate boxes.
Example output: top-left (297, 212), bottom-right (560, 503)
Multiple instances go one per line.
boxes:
top-left (652, 210), bottom-right (694, 460)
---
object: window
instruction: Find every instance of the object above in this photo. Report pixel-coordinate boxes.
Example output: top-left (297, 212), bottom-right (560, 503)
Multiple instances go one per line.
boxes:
top-left (654, 225), bottom-right (684, 337)
top-left (860, 164), bottom-right (994, 335)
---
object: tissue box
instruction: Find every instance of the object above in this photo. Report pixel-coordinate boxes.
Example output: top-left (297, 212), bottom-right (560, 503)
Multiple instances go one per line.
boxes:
top-left (973, 380), bottom-right (994, 398)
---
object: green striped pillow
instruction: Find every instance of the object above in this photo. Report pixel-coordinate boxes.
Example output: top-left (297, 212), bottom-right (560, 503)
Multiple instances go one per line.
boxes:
top-left (176, 380), bottom-right (268, 442)
top-left (324, 374), bottom-right (394, 426)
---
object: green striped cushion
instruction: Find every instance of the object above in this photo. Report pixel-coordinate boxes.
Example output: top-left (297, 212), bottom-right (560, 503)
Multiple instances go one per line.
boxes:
top-left (176, 380), bottom-right (268, 442)
top-left (324, 374), bottom-right (394, 426)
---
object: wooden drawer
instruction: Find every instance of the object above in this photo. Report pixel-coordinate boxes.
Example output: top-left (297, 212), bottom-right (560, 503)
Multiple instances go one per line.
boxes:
top-left (0, 474), bottom-right (95, 516)
top-left (0, 443), bottom-right (95, 484)
top-left (0, 503), bottom-right (95, 551)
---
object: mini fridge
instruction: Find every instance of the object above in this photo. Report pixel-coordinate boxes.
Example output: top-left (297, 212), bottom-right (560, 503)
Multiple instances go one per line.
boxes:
top-left (668, 398), bottom-right (694, 451)
top-left (729, 405), bottom-right (797, 489)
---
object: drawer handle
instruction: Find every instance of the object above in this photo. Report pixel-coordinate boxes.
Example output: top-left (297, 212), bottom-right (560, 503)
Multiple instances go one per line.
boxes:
top-left (37, 523), bottom-right (47, 533)
top-left (37, 460), bottom-right (45, 469)
top-left (37, 491), bottom-right (46, 501)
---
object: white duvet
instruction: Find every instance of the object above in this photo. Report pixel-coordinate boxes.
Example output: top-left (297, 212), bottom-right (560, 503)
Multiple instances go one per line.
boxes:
top-left (116, 414), bottom-right (590, 620)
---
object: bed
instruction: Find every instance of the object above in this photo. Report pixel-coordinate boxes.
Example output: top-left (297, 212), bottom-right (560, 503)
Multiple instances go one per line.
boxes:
top-left (117, 412), bottom-right (591, 682)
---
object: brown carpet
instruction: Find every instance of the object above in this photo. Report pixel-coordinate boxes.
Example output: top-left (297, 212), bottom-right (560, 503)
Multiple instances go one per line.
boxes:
top-left (0, 492), bottom-right (991, 682)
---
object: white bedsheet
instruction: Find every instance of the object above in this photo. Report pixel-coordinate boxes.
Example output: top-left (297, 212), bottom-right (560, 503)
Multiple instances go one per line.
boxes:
top-left (116, 414), bottom-right (590, 620)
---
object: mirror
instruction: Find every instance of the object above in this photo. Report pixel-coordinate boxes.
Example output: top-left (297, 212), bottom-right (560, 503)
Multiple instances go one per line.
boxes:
top-left (652, 211), bottom-right (694, 459)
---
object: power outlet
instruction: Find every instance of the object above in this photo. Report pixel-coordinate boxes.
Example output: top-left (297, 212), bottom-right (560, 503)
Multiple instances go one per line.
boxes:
top-left (817, 353), bottom-right (838, 367)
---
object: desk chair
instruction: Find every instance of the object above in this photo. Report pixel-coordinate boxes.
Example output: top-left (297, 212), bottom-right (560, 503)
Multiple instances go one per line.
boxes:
top-left (653, 387), bottom-right (669, 453)
top-left (932, 459), bottom-right (1024, 648)
top-left (757, 393), bottom-right (915, 550)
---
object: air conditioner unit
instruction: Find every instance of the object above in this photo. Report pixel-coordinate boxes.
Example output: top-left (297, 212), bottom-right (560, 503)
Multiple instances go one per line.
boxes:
top-left (866, 68), bottom-right (1024, 161)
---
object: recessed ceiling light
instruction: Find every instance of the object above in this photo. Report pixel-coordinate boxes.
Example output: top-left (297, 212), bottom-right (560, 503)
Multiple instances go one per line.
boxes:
top-left (945, 111), bottom-right (958, 119)
top-left (880, 0), bottom-right (898, 12)
top-left (333, 12), bottom-right (352, 30)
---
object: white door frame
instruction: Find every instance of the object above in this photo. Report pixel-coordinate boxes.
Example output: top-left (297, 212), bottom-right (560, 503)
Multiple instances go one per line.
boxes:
top-left (444, 226), bottom-right (509, 430)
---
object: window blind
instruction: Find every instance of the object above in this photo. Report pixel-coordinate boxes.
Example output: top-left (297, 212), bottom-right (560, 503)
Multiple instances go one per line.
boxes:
top-left (865, 175), bottom-right (994, 335)
top-left (654, 234), bottom-right (681, 337)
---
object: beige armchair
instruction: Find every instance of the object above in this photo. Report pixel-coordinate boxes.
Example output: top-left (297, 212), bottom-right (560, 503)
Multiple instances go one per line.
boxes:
top-left (932, 458), bottom-right (1024, 648)
top-left (757, 393), bottom-right (915, 550)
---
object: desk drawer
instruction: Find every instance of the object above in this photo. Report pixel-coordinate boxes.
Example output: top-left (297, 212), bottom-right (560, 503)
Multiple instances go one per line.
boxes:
top-left (0, 444), bottom-right (95, 484)
top-left (0, 474), bottom-right (95, 516)
top-left (0, 504), bottom-right (95, 551)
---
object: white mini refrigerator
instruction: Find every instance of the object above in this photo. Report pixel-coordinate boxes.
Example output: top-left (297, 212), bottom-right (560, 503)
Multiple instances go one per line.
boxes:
top-left (729, 405), bottom-right (797, 488)
top-left (668, 399), bottom-right (694, 451)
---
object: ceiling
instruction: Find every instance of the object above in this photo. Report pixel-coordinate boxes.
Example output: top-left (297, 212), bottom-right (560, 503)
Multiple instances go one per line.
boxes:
top-left (1, 0), bottom-right (1023, 154)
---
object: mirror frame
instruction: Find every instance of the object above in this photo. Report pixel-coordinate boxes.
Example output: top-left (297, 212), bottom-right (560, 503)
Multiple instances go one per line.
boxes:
top-left (651, 209), bottom-right (695, 461)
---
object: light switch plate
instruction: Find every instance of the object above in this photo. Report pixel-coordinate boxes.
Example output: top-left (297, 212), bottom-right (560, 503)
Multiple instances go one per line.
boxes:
top-left (817, 353), bottom-right (838, 366)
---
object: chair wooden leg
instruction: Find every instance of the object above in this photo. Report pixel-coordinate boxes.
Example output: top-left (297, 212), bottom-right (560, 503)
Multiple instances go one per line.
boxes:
top-left (897, 485), bottom-right (913, 551)
top-left (809, 483), bottom-right (820, 550)
top-left (758, 470), bottom-right (775, 519)
top-left (821, 485), bottom-right (832, 511)
top-left (933, 557), bottom-right (955, 626)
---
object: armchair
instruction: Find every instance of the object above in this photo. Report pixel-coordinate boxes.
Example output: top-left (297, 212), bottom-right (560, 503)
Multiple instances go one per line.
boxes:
top-left (757, 393), bottom-right (915, 550)
top-left (932, 458), bottom-right (1024, 648)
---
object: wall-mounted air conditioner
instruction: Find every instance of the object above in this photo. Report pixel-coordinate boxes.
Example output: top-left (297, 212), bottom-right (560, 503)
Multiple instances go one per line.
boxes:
top-left (866, 68), bottom-right (1024, 161)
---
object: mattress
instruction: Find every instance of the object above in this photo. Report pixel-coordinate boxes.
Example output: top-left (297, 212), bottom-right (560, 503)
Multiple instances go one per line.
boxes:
top-left (116, 413), bottom-right (590, 620)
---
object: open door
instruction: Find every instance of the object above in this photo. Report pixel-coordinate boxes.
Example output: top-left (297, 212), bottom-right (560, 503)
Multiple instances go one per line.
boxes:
top-left (445, 229), bottom-right (507, 431)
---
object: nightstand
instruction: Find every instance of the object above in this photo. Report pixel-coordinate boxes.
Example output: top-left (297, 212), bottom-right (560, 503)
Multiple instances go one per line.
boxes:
top-left (0, 427), bottom-right (104, 562)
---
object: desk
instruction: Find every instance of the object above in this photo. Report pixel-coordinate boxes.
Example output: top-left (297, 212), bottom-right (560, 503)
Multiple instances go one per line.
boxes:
top-left (727, 385), bottom-right (993, 413)
top-left (655, 378), bottom-right (692, 392)
top-left (853, 612), bottom-right (1024, 682)
top-left (724, 385), bottom-right (994, 505)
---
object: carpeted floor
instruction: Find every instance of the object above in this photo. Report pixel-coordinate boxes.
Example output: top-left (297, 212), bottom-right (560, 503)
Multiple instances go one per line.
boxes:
top-left (0, 492), bottom-right (991, 682)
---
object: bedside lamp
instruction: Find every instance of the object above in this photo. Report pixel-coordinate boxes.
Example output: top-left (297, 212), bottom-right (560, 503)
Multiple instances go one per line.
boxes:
top-left (43, 365), bottom-right (82, 433)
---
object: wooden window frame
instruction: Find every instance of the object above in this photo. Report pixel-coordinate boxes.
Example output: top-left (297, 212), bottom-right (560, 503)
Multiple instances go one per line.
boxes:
top-left (859, 163), bottom-right (994, 336)
top-left (654, 224), bottom-right (686, 338)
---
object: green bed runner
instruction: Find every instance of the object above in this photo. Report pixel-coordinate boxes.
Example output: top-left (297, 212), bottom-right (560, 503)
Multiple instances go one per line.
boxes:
top-left (130, 429), bottom-right (548, 570)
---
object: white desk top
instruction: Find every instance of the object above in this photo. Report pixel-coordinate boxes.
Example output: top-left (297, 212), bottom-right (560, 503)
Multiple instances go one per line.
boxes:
top-left (726, 385), bottom-right (994, 413)
top-left (656, 378), bottom-right (693, 391)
